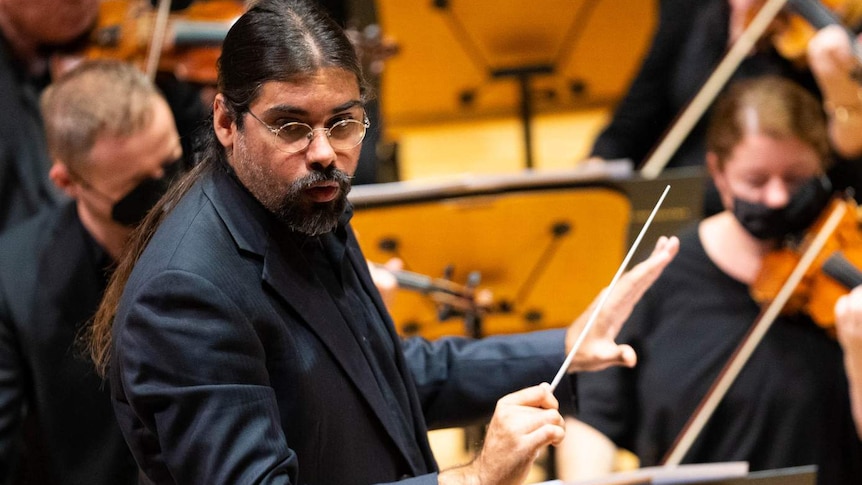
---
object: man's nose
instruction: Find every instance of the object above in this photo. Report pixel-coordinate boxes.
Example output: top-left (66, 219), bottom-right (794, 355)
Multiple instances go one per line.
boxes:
top-left (305, 130), bottom-right (336, 168)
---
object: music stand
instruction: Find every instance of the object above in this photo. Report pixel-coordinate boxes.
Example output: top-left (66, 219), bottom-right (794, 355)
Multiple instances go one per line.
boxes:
top-left (427, 0), bottom-right (604, 168)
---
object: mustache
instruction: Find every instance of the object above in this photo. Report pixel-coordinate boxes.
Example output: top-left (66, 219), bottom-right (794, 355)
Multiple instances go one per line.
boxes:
top-left (292, 167), bottom-right (352, 191)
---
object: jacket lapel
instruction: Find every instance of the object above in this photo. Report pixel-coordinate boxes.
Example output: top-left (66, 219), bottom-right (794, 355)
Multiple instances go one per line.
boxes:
top-left (204, 171), bottom-right (425, 472)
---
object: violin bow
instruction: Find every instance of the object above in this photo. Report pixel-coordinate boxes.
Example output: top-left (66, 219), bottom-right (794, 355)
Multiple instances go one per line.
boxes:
top-left (662, 200), bottom-right (848, 466)
top-left (640, 0), bottom-right (789, 179)
top-left (145, 0), bottom-right (174, 80)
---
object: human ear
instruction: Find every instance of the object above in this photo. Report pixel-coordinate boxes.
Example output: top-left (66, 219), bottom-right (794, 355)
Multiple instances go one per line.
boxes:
top-left (213, 94), bottom-right (237, 151)
top-left (707, 152), bottom-right (733, 210)
top-left (706, 152), bottom-right (723, 186)
top-left (48, 162), bottom-right (79, 198)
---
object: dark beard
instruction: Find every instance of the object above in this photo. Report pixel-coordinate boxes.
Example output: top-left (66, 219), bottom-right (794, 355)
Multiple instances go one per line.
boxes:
top-left (230, 135), bottom-right (353, 236)
top-left (272, 167), bottom-right (352, 236)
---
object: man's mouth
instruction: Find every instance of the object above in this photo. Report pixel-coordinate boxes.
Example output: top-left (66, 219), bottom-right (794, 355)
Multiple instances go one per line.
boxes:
top-left (303, 182), bottom-right (340, 203)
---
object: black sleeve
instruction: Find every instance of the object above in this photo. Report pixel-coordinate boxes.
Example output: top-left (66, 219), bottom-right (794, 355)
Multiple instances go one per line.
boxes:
top-left (589, 0), bottom-right (700, 164)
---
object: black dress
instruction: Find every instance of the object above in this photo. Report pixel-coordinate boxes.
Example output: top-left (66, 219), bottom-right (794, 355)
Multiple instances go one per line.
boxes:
top-left (577, 224), bottom-right (862, 485)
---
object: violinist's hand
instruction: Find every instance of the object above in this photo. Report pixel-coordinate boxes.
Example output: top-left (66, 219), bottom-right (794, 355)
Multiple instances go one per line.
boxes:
top-left (564, 235), bottom-right (679, 372)
top-left (368, 258), bottom-right (403, 308)
top-left (835, 286), bottom-right (862, 439)
top-left (808, 25), bottom-right (859, 82)
top-left (807, 26), bottom-right (862, 157)
top-left (439, 383), bottom-right (565, 485)
top-left (836, 286), bottom-right (862, 351)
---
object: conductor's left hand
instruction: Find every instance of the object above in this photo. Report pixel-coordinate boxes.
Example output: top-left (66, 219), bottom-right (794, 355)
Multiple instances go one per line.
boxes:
top-left (564, 235), bottom-right (679, 372)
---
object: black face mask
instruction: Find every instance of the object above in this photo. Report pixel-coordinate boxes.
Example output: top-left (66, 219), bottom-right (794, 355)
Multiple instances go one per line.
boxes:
top-left (111, 161), bottom-right (183, 227)
top-left (732, 175), bottom-right (832, 240)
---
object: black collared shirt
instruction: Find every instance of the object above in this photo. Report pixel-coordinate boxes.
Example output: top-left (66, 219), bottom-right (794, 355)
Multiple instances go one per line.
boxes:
top-left (291, 214), bottom-right (424, 469)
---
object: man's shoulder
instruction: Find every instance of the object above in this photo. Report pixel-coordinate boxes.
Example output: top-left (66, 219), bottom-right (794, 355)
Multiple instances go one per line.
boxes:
top-left (0, 50), bottom-right (35, 135)
top-left (137, 172), bottom-right (253, 276)
top-left (0, 203), bottom-right (67, 265)
top-left (0, 204), bottom-right (72, 324)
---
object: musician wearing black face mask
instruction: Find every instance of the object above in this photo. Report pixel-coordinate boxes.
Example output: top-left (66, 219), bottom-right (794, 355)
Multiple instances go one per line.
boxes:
top-left (0, 60), bottom-right (181, 485)
top-left (559, 76), bottom-right (862, 485)
top-left (730, 174), bottom-right (833, 241)
top-left (65, 159), bottom-right (183, 228)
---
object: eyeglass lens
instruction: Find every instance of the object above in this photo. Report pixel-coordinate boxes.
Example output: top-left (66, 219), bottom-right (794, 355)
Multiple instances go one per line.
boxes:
top-left (277, 120), bottom-right (366, 152)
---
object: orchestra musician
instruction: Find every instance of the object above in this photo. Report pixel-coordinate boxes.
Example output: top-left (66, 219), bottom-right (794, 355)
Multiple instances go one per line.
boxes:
top-left (0, 60), bottom-right (182, 485)
top-left (0, 0), bottom-right (206, 234)
top-left (85, 1), bottom-right (680, 483)
top-left (585, 0), bottom-right (862, 216)
top-left (558, 75), bottom-right (862, 485)
top-left (0, 0), bottom-right (100, 232)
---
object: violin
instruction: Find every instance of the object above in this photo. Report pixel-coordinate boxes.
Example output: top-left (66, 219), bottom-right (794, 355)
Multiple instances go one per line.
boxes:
top-left (751, 194), bottom-right (862, 329)
top-left (771, 0), bottom-right (862, 66)
top-left (76, 0), bottom-right (243, 84)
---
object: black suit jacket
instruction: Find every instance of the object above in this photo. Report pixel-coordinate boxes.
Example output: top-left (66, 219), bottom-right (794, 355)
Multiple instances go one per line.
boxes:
top-left (0, 36), bottom-right (61, 233)
top-left (0, 202), bottom-right (138, 484)
top-left (111, 166), bottom-right (570, 484)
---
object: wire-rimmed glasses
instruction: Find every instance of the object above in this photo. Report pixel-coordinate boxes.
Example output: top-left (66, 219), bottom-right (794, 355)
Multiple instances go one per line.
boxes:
top-left (247, 110), bottom-right (370, 154)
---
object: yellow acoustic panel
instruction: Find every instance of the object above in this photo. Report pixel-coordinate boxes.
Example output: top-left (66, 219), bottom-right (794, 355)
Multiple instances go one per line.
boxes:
top-left (375, 0), bottom-right (657, 125)
top-left (351, 180), bottom-right (631, 339)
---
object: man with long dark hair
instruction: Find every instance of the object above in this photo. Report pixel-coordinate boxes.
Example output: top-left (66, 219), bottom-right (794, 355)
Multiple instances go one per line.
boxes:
top-left (88, 1), bottom-right (678, 483)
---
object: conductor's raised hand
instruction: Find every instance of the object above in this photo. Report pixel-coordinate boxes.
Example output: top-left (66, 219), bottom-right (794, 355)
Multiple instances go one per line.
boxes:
top-left (439, 383), bottom-right (565, 485)
top-left (565, 235), bottom-right (679, 372)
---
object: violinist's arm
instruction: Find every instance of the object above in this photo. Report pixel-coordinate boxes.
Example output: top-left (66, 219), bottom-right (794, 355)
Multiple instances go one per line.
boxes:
top-left (807, 26), bottom-right (862, 158)
top-left (835, 286), bottom-right (862, 440)
top-left (555, 417), bottom-right (617, 480)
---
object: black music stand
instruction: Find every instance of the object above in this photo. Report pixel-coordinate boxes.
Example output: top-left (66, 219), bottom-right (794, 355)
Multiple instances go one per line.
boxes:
top-left (616, 165), bottom-right (707, 265)
top-left (490, 64), bottom-right (555, 169)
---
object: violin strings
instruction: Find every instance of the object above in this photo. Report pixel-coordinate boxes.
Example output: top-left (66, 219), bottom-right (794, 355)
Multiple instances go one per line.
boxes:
top-left (550, 184), bottom-right (670, 391)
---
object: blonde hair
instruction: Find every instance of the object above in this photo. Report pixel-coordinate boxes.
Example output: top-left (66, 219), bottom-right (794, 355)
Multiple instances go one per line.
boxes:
top-left (40, 60), bottom-right (160, 171)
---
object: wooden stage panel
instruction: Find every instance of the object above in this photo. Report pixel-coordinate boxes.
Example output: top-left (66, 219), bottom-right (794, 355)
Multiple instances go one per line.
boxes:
top-left (351, 181), bottom-right (632, 339)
